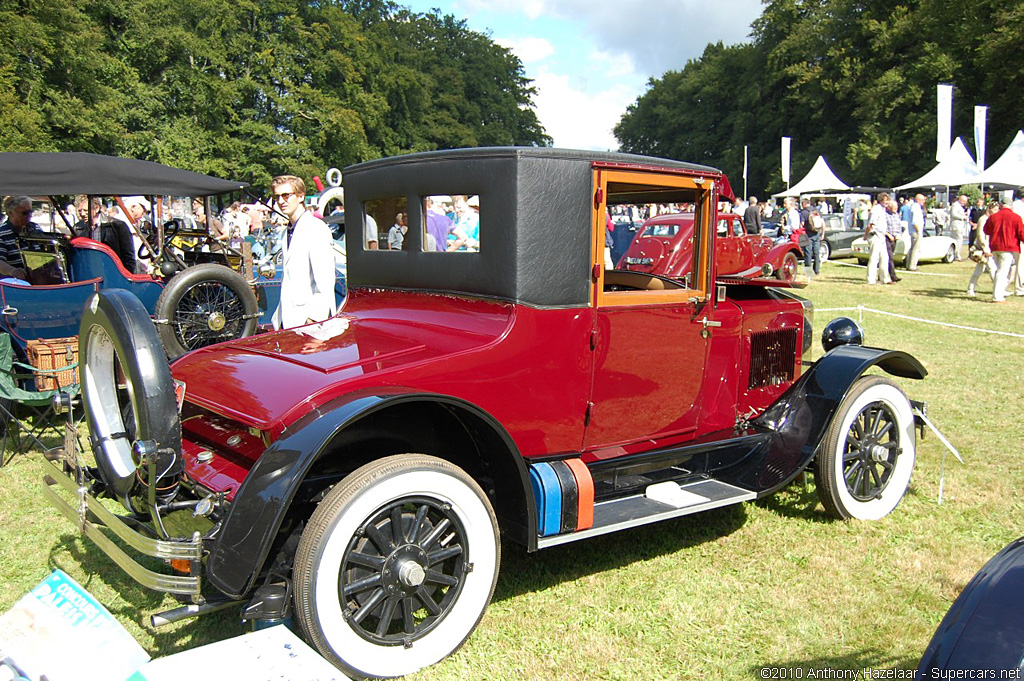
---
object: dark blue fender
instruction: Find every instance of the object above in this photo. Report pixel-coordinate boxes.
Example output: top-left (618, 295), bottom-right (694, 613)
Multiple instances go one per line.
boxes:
top-left (723, 344), bottom-right (927, 496)
top-left (918, 536), bottom-right (1024, 673)
top-left (205, 392), bottom-right (531, 599)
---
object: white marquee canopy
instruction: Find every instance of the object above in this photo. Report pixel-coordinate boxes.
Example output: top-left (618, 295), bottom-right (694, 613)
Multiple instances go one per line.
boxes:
top-left (773, 156), bottom-right (850, 197)
top-left (978, 130), bottom-right (1024, 188)
top-left (896, 137), bottom-right (981, 190)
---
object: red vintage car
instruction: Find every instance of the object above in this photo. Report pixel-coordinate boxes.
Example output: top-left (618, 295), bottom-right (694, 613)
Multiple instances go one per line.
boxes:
top-left (45, 148), bottom-right (928, 678)
top-left (619, 212), bottom-right (803, 281)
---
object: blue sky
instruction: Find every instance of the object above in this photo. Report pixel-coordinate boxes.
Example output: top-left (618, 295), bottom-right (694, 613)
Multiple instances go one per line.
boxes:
top-left (401, 0), bottom-right (763, 150)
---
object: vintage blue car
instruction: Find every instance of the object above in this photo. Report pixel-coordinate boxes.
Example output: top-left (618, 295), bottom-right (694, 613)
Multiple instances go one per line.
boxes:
top-left (0, 152), bottom-right (263, 361)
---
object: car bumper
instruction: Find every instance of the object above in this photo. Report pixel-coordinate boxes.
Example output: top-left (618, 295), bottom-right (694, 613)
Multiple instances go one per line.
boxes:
top-left (41, 445), bottom-right (205, 602)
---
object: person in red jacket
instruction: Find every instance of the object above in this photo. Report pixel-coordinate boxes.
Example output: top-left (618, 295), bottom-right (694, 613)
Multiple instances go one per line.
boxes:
top-left (983, 199), bottom-right (1024, 302)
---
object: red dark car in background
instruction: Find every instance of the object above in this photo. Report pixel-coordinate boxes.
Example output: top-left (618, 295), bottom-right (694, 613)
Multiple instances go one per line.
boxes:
top-left (619, 212), bottom-right (803, 281)
top-left (45, 148), bottom-right (927, 678)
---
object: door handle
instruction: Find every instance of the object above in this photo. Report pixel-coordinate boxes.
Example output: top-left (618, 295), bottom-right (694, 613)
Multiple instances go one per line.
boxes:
top-left (700, 317), bottom-right (722, 329)
top-left (698, 316), bottom-right (721, 338)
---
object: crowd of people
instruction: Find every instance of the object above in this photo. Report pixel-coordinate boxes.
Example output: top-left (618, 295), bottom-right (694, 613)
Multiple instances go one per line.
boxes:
top-left (721, 190), bottom-right (1024, 301)
top-left (3, 181), bottom-right (1021, 328)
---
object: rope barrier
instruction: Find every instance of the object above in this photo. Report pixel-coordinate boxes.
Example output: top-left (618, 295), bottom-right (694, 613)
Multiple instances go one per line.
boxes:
top-left (830, 260), bottom-right (956, 277)
top-left (818, 305), bottom-right (1024, 338)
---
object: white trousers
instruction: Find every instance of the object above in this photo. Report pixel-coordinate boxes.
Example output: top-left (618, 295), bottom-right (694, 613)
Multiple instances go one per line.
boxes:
top-left (968, 255), bottom-right (997, 293)
top-left (867, 234), bottom-right (890, 284)
top-left (993, 251), bottom-right (1016, 301)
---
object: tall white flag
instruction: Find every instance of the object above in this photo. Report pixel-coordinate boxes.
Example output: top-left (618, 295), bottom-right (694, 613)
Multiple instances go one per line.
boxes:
top-left (936, 83), bottom-right (953, 162)
top-left (781, 137), bottom-right (791, 185)
top-left (974, 105), bottom-right (988, 172)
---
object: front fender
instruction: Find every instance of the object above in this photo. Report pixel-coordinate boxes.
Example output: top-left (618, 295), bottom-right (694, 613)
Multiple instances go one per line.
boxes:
top-left (205, 392), bottom-right (531, 599)
top-left (734, 344), bottom-right (926, 496)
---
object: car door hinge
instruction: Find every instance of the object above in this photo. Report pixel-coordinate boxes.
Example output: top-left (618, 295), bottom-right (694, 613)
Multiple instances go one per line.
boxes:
top-left (589, 330), bottom-right (597, 350)
top-left (584, 401), bottom-right (594, 426)
top-left (594, 187), bottom-right (604, 208)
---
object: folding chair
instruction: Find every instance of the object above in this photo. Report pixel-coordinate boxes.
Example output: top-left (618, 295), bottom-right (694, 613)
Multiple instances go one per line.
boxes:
top-left (0, 333), bottom-right (79, 465)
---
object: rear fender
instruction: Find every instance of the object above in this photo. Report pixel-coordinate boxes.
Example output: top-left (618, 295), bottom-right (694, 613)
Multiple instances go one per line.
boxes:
top-left (205, 392), bottom-right (532, 599)
top-left (730, 344), bottom-right (927, 495)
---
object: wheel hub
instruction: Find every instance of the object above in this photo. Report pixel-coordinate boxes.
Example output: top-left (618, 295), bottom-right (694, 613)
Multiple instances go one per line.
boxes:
top-left (869, 442), bottom-right (889, 462)
top-left (206, 311), bottom-right (227, 332)
top-left (382, 544), bottom-right (430, 595)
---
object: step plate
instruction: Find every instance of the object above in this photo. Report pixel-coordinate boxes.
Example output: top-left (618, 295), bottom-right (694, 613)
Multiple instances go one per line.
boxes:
top-left (537, 479), bottom-right (755, 549)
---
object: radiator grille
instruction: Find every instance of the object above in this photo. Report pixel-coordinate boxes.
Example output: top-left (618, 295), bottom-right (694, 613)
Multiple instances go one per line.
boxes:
top-left (748, 328), bottom-right (798, 389)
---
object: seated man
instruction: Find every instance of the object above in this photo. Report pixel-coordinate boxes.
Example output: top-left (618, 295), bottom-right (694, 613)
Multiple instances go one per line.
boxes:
top-left (73, 196), bottom-right (137, 273)
top-left (0, 195), bottom-right (43, 281)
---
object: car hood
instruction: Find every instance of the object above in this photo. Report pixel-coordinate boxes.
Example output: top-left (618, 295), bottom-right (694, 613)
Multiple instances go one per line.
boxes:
top-left (171, 291), bottom-right (516, 432)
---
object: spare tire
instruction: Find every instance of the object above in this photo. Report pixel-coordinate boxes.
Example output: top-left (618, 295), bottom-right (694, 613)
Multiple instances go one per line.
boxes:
top-left (154, 263), bottom-right (258, 360)
top-left (80, 289), bottom-right (183, 513)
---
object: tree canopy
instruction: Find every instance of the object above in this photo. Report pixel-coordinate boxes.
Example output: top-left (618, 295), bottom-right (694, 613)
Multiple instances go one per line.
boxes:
top-left (0, 0), bottom-right (550, 187)
top-left (615, 0), bottom-right (1024, 196)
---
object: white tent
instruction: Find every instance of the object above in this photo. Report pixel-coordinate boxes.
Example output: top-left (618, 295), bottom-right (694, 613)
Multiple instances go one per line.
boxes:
top-left (896, 137), bottom-right (981, 190)
top-left (773, 156), bottom-right (851, 197)
top-left (978, 130), bottom-right (1024, 188)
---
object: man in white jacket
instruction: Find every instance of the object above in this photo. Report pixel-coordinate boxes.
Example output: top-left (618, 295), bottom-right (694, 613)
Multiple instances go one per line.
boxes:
top-left (270, 175), bottom-right (337, 330)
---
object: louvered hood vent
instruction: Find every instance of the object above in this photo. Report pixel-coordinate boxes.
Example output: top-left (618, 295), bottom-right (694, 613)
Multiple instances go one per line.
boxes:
top-left (748, 328), bottom-right (797, 389)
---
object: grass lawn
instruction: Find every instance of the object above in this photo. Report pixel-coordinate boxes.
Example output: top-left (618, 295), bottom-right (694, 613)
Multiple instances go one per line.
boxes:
top-left (1, 256), bottom-right (1022, 679)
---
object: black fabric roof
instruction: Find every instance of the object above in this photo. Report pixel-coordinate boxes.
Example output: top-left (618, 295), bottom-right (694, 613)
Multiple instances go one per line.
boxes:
top-left (0, 152), bottom-right (249, 196)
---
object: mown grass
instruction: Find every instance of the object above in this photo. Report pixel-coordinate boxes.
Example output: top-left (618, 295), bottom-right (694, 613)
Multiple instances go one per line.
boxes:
top-left (1, 256), bottom-right (1022, 679)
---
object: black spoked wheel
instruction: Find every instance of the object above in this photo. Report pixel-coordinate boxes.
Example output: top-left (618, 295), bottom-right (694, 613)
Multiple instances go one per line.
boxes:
top-left (155, 264), bottom-right (258, 359)
top-left (294, 454), bottom-right (499, 678)
top-left (342, 496), bottom-right (469, 646)
top-left (815, 375), bottom-right (916, 520)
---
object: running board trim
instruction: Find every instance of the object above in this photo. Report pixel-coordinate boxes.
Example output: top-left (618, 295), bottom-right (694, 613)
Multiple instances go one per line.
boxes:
top-left (536, 478), bottom-right (754, 549)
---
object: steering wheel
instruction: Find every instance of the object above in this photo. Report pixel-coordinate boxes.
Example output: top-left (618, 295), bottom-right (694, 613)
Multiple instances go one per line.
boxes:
top-left (163, 219), bottom-right (181, 242)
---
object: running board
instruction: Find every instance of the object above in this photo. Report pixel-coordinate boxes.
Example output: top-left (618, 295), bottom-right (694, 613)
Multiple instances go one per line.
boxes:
top-left (536, 478), bottom-right (755, 549)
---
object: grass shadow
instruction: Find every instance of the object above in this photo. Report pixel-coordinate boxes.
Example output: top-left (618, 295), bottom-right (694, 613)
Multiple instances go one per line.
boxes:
top-left (915, 286), bottom-right (980, 300)
top-left (754, 477), bottom-right (834, 523)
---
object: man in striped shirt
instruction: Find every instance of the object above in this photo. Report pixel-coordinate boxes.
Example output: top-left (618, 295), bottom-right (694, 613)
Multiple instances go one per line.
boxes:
top-left (0, 196), bottom-right (38, 280)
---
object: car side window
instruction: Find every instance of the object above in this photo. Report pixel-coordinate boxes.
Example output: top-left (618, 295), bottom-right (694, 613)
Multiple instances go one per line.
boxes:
top-left (421, 194), bottom-right (480, 253)
top-left (364, 197), bottom-right (407, 251)
top-left (595, 169), bottom-right (714, 306)
top-left (733, 219), bottom-right (744, 237)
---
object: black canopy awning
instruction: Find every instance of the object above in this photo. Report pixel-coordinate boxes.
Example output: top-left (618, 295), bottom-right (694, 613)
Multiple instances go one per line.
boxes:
top-left (0, 152), bottom-right (249, 196)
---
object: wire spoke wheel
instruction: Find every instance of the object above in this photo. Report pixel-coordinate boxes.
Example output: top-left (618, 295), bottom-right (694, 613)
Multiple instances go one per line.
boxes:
top-left (172, 280), bottom-right (248, 351)
top-left (154, 263), bottom-right (258, 359)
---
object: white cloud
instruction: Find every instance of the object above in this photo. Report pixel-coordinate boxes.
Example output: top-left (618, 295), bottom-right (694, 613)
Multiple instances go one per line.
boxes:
top-left (496, 36), bottom-right (554, 63)
top-left (532, 70), bottom-right (643, 151)
top-left (590, 48), bottom-right (636, 80)
top-left (466, 0), bottom-right (760, 76)
top-left (440, 0), bottom-right (763, 148)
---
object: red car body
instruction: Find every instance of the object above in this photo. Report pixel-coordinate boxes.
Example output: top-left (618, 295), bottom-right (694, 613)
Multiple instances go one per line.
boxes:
top-left (619, 212), bottom-right (803, 281)
top-left (49, 148), bottom-right (927, 679)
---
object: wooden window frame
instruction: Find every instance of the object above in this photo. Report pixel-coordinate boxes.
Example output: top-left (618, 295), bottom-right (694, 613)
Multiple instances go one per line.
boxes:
top-left (593, 168), bottom-right (715, 308)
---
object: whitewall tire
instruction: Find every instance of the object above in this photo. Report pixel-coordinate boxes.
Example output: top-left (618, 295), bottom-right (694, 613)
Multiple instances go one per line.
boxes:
top-left (814, 376), bottom-right (916, 520)
top-left (293, 454), bottom-right (500, 678)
